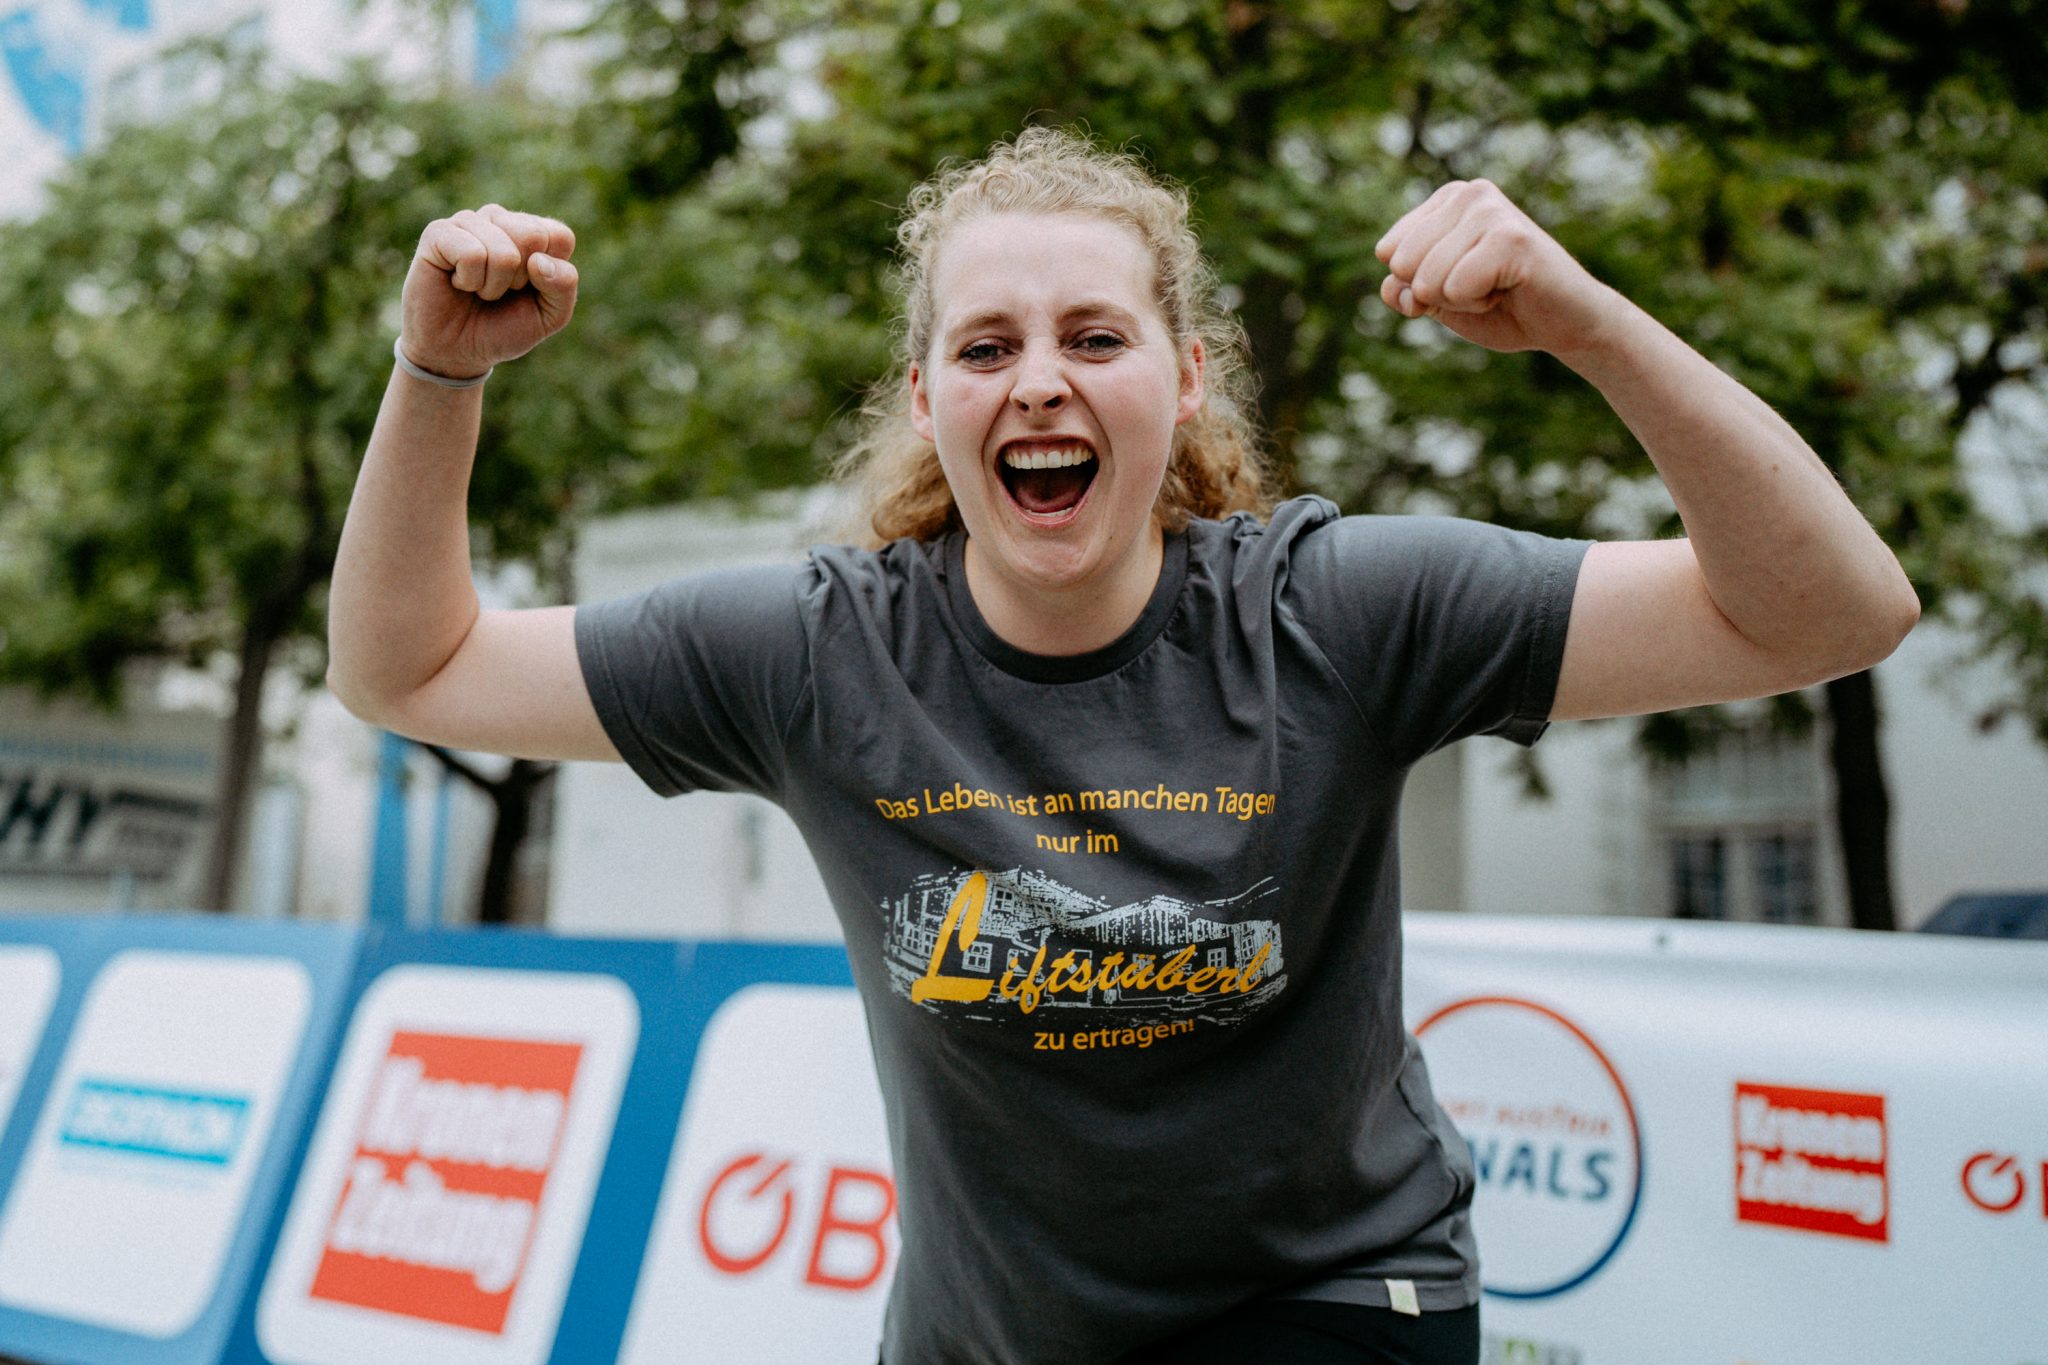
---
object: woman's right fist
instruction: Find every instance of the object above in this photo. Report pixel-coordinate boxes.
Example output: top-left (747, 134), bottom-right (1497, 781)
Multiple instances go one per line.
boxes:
top-left (398, 205), bottom-right (579, 382)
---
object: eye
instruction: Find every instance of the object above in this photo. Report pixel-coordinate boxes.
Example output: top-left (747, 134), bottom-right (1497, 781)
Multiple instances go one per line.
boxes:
top-left (1074, 331), bottom-right (1127, 356)
top-left (959, 340), bottom-right (1006, 365)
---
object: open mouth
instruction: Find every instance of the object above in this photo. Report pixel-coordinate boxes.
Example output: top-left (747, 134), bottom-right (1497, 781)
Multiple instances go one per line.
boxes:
top-left (998, 441), bottom-right (1099, 518)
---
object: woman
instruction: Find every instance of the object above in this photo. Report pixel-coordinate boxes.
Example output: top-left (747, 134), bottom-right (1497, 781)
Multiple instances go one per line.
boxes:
top-left (327, 129), bottom-right (1918, 1365)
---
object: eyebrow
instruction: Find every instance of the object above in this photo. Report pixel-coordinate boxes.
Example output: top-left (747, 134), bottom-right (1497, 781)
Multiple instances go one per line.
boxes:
top-left (941, 299), bottom-right (1146, 347)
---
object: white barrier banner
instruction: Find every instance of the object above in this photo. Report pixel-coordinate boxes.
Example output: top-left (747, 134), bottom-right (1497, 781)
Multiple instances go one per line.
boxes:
top-left (256, 965), bottom-right (639, 1365)
top-left (620, 984), bottom-right (893, 1365)
top-left (1403, 915), bottom-right (2048, 1365)
top-left (0, 950), bottom-right (310, 1337)
top-left (616, 920), bottom-right (2046, 1365)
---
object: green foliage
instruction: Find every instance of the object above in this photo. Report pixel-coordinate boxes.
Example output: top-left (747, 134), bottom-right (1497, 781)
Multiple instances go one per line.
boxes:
top-left (0, 50), bottom-right (607, 700)
top-left (7, 0), bottom-right (2047, 756)
top-left (567, 0), bottom-right (2048, 750)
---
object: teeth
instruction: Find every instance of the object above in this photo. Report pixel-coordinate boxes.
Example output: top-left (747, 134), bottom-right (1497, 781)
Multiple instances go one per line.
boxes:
top-left (1002, 444), bottom-right (1095, 471)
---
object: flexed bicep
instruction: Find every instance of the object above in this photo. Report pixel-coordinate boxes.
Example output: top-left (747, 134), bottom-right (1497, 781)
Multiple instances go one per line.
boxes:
top-left (1551, 540), bottom-right (1854, 722)
top-left (371, 606), bottom-right (622, 763)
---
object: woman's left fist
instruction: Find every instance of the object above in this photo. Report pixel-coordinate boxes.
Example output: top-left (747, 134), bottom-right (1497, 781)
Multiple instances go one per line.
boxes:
top-left (1375, 179), bottom-right (1620, 357)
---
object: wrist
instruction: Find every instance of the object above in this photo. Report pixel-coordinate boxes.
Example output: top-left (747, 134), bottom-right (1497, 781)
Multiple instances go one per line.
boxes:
top-left (394, 337), bottom-right (492, 388)
top-left (1550, 285), bottom-right (1657, 381)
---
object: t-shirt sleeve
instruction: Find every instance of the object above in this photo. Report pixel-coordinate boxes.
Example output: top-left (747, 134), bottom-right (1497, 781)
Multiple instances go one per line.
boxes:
top-left (1288, 514), bottom-right (1591, 767)
top-left (573, 563), bottom-right (813, 800)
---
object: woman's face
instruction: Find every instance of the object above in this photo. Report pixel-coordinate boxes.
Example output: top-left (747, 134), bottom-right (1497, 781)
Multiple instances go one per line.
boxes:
top-left (910, 211), bottom-right (1202, 636)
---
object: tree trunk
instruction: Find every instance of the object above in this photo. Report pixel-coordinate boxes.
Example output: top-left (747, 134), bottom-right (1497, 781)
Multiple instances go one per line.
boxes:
top-left (196, 523), bottom-right (328, 913)
top-left (424, 747), bottom-right (556, 925)
top-left (197, 616), bottom-right (278, 912)
top-left (1824, 668), bottom-right (1899, 931)
top-left (477, 760), bottom-right (552, 925)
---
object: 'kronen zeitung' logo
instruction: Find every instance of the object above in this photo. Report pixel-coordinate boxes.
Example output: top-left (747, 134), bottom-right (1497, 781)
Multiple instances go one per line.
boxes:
top-left (1733, 1082), bottom-right (1888, 1242)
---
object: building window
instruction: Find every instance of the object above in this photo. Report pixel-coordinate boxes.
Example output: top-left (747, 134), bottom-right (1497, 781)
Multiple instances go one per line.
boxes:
top-left (1650, 723), bottom-right (1830, 924)
top-left (1671, 835), bottom-right (1727, 919)
top-left (963, 941), bottom-right (992, 972)
top-left (1753, 832), bottom-right (1819, 925)
top-left (1207, 947), bottom-right (1229, 970)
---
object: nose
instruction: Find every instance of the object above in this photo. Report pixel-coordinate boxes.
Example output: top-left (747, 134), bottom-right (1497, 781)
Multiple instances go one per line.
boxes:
top-left (1010, 340), bottom-right (1068, 413)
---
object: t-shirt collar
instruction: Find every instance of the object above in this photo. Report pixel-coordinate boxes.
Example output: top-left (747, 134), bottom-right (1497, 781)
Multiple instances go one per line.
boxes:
top-left (939, 528), bottom-right (1190, 684)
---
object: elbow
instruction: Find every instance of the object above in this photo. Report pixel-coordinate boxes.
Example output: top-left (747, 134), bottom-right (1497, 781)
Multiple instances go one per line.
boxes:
top-left (1893, 580), bottom-right (1923, 646)
top-left (1868, 574), bottom-right (1922, 665)
top-left (325, 660), bottom-right (394, 730)
top-left (325, 663), bottom-right (368, 721)
top-left (1826, 582), bottom-right (1921, 678)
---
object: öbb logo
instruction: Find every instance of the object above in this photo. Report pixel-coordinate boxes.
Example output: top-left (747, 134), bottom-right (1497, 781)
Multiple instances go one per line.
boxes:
top-left (307, 1031), bottom-right (582, 1333)
top-left (1962, 1151), bottom-right (2048, 1218)
top-left (697, 1151), bottom-right (896, 1292)
top-left (1733, 1083), bottom-right (1887, 1242)
top-left (1413, 997), bottom-right (1643, 1300)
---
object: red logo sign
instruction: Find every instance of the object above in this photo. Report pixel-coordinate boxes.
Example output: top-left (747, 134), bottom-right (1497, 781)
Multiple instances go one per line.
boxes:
top-left (1734, 1082), bottom-right (1888, 1242)
top-left (1961, 1151), bottom-right (2046, 1217)
top-left (308, 1031), bottom-right (583, 1333)
top-left (698, 1151), bottom-right (896, 1292)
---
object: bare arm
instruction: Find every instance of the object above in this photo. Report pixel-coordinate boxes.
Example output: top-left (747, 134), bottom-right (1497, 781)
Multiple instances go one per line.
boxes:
top-left (1546, 301), bottom-right (1919, 720)
top-left (326, 205), bottom-right (620, 761)
top-left (1375, 180), bottom-right (1919, 722)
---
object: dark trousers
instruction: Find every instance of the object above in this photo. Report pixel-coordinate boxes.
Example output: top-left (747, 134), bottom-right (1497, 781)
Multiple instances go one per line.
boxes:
top-left (1114, 1299), bottom-right (1481, 1365)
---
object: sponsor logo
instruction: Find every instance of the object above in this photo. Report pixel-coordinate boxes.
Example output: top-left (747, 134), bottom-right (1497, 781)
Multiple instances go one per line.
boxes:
top-left (1733, 1082), bottom-right (1887, 1242)
top-left (1413, 996), bottom-right (1643, 1300)
top-left (1962, 1150), bottom-right (2047, 1218)
top-left (0, 769), bottom-right (209, 888)
top-left (57, 1078), bottom-right (249, 1166)
top-left (306, 1030), bottom-right (582, 1334)
top-left (1481, 1332), bottom-right (1583, 1364)
top-left (697, 1151), bottom-right (896, 1292)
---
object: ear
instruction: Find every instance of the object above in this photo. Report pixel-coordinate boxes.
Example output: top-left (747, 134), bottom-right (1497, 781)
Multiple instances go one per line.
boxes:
top-left (909, 364), bottom-right (934, 443)
top-left (1174, 338), bottom-right (1206, 427)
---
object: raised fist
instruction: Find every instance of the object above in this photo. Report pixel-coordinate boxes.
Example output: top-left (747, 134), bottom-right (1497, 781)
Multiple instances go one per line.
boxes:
top-left (399, 205), bottom-right (579, 381)
top-left (1375, 179), bottom-right (1619, 358)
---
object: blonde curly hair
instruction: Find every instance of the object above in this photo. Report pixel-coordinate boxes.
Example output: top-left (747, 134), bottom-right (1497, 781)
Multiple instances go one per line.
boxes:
top-left (833, 127), bottom-right (1276, 547)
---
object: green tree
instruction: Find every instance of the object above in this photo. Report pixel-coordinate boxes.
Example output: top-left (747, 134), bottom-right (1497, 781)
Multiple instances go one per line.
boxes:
top-left (569, 0), bottom-right (2047, 928)
top-left (0, 51), bottom-right (612, 915)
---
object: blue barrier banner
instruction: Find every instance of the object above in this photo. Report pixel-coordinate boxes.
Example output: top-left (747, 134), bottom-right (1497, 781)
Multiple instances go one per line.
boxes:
top-left (229, 930), bottom-right (848, 1365)
top-left (0, 915), bottom-right (361, 1365)
top-left (0, 937), bottom-right (60, 1168)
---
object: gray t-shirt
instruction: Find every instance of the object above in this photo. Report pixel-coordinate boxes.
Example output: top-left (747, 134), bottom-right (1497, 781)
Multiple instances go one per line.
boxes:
top-left (576, 494), bottom-right (1590, 1365)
